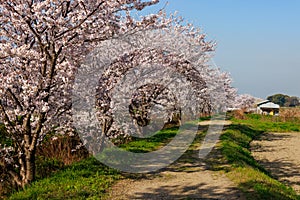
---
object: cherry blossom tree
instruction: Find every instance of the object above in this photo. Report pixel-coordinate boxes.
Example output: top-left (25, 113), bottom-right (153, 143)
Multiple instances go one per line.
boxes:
top-left (204, 68), bottom-right (237, 113)
top-left (0, 0), bottom-right (167, 188)
top-left (72, 25), bottom-right (238, 173)
top-left (234, 94), bottom-right (256, 110)
top-left (72, 26), bottom-right (215, 156)
top-left (0, 0), bottom-right (239, 189)
top-left (73, 25), bottom-right (238, 158)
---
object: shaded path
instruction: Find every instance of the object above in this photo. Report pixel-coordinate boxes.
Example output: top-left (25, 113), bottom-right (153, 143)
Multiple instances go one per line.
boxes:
top-left (251, 132), bottom-right (300, 193)
top-left (107, 166), bottom-right (244, 199)
top-left (106, 121), bottom-right (245, 199)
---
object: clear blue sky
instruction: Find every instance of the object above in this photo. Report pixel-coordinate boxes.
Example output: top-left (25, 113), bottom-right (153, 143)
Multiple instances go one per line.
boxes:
top-left (141, 0), bottom-right (300, 99)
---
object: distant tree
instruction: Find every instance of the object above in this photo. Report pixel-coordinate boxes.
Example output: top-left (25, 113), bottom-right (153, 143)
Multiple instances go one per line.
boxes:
top-left (267, 94), bottom-right (289, 107)
top-left (284, 96), bottom-right (300, 107)
top-left (267, 94), bottom-right (300, 107)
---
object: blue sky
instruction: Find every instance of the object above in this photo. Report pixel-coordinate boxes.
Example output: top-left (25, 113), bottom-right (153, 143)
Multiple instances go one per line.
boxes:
top-left (141, 0), bottom-right (300, 98)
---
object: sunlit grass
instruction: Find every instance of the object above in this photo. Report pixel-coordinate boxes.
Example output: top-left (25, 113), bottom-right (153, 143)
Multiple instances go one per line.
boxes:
top-left (118, 127), bottom-right (179, 153)
top-left (233, 114), bottom-right (300, 132)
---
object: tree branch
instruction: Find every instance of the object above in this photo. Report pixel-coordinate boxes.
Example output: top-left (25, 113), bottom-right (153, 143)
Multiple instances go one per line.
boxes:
top-left (55, 1), bottom-right (105, 39)
top-left (6, 88), bottom-right (23, 111)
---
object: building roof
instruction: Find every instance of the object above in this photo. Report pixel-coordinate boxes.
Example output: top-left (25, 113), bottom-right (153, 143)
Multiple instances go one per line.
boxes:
top-left (259, 102), bottom-right (280, 109)
top-left (257, 100), bottom-right (271, 107)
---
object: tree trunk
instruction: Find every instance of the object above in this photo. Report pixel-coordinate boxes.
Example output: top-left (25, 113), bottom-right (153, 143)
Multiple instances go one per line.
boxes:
top-left (11, 146), bottom-right (36, 188)
top-left (23, 148), bottom-right (36, 187)
top-left (12, 113), bottom-right (40, 188)
top-left (8, 146), bottom-right (36, 189)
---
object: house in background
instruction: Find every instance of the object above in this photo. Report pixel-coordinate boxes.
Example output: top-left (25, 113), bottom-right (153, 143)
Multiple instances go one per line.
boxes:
top-left (256, 100), bottom-right (280, 115)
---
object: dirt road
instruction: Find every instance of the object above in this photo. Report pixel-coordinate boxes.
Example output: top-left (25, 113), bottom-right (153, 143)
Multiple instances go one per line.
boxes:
top-left (107, 165), bottom-right (245, 200)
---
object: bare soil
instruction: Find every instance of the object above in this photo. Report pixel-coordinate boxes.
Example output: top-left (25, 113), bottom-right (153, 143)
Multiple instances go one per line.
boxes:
top-left (251, 132), bottom-right (300, 193)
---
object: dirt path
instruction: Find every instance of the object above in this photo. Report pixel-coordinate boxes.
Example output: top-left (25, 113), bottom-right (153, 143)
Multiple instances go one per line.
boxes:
top-left (106, 121), bottom-right (246, 200)
top-left (107, 166), bottom-right (244, 199)
top-left (251, 132), bottom-right (300, 193)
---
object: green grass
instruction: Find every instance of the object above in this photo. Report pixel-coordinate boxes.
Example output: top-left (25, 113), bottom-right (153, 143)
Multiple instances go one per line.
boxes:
top-left (212, 114), bottom-right (300, 200)
top-left (233, 114), bottom-right (300, 132)
top-left (8, 157), bottom-right (121, 200)
top-left (118, 127), bottom-right (179, 153)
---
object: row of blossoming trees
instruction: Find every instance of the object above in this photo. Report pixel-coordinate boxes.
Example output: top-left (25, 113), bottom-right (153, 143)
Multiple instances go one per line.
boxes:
top-left (0, 0), bottom-right (255, 190)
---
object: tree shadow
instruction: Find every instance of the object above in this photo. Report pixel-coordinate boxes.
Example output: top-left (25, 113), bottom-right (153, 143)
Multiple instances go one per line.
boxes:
top-left (116, 123), bottom-right (246, 199)
top-left (258, 158), bottom-right (300, 181)
top-left (121, 124), bottom-right (210, 178)
top-left (126, 182), bottom-right (244, 200)
top-left (255, 132), bottom-right (294, 142)
top-left (250, 131), bottom-right (300, 195)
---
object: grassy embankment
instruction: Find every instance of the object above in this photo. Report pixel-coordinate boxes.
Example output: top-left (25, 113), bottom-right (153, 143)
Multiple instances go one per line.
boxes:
top-left (7, 126), bottom-right (182, 199)
top-left (7, 113), bottom-right (300, 199)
